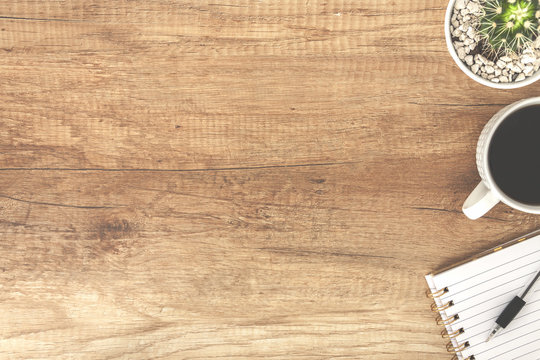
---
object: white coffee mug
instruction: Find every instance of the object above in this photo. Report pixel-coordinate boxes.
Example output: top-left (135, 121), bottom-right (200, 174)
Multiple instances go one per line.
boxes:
top-left (463, 97), bottom-right (540, 219)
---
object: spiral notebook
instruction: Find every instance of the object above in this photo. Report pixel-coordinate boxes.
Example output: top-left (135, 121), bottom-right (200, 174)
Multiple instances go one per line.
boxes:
top-left (425, 230), bottom-right (540, 360)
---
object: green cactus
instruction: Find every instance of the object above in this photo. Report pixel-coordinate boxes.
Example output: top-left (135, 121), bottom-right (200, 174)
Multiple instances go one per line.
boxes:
top-left (478, 0), bottom-right (540, 54)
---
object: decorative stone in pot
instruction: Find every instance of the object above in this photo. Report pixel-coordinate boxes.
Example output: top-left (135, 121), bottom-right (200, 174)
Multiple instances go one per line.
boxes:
top-left (445, 0), bottom-right (540, 88)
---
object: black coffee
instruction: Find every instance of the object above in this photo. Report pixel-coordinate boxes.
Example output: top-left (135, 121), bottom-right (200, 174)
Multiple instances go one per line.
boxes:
top-left (488, 105), bottom-right (540, 205)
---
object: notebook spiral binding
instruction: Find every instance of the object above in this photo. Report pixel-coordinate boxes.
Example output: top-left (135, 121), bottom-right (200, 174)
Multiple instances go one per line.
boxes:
top-left (432, 300), bottom-right (454, 312)
top-left (427, 287), bottom-right (475, 360)
top-left (451, 356), bottom-right (475, 360)
top-left (426, 286), bottom-right (449, 298)
top-left (436, 313), bottom-right (459, 326)
top-left (447, 341), bottom-right (469, 353)
top-left (441, 327), bottom-right (464, 339)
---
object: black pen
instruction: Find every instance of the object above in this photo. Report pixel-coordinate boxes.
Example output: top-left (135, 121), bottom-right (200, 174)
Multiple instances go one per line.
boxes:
top-left (486, 270), bottom-right (540, 342)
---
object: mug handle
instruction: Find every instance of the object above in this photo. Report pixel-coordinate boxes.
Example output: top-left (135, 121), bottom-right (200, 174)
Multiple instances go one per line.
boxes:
top-left (463, 182), bottom-right (500, 219)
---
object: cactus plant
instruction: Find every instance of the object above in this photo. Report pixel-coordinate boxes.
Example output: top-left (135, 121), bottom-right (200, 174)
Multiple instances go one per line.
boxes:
top-left (478, 0), bottom-right (540, 55)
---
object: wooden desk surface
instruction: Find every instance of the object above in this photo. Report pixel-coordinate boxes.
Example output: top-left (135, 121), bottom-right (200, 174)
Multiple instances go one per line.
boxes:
top-left (1, 1), bottom-right (540, 359)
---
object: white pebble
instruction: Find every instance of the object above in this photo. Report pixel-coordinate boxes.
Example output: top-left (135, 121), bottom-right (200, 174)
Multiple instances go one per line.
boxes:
top-left (465, 55), bottom-right (474, 65)
top-left (495, 69), bottom-right (501, 76)
top-left (466, 26), bottom-right (476, 38)
top-left (478, 55), bottom-right (488, 64)
top-left (455, 0), bottom-right (466, 10)
top-left (457, 46), bottom-right (466, 60)
top-left (485, 65), bottom-right (495, 74)
top-left (506, 62), bottom-right (521, 72)
top-left (496, 60), bottom-right (506, 68)
top-left (524, 65), bottom-right (535, 75)
top-left (467, 2), bottom-right (479, 13)
top-left (491, 77), bottom-right (500, 83)
top-left (521, 55), bottom-right (536, 64)
top-left (471, 64), bottom-right (480, 73)
top-left (516, 73), bottom-right (526, 81)
top-left (500, 56), bottom-right (512, 62)
top-left (500, 76), bottom-right (509, 83)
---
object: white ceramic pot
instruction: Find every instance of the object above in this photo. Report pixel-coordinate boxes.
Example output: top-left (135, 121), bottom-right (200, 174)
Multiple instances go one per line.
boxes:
top-left (445, 0), bottom-right (540, 89)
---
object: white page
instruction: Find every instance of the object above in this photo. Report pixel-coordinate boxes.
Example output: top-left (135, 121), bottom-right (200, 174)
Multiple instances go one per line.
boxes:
top-left (426, 234), bottom-right (540, 360)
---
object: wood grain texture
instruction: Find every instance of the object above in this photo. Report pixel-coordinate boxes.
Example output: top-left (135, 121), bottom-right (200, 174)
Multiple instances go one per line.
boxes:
top-left (2, 1), bottom-right (540, 359)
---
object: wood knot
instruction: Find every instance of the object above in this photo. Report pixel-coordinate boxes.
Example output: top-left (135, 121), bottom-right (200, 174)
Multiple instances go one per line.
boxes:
top-left (96, 219), bottom-right (132, 241)
top-left (92, 218), bottom-right (137, 255)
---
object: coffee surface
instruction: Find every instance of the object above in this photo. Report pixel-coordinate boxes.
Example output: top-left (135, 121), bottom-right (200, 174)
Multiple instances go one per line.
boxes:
top-left (489, 105), bottom-right (540, 205)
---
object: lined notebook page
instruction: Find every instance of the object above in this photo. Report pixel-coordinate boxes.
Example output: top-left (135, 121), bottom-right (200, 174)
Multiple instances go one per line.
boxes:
top-left (426, 235), bottom-right (540, 360)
